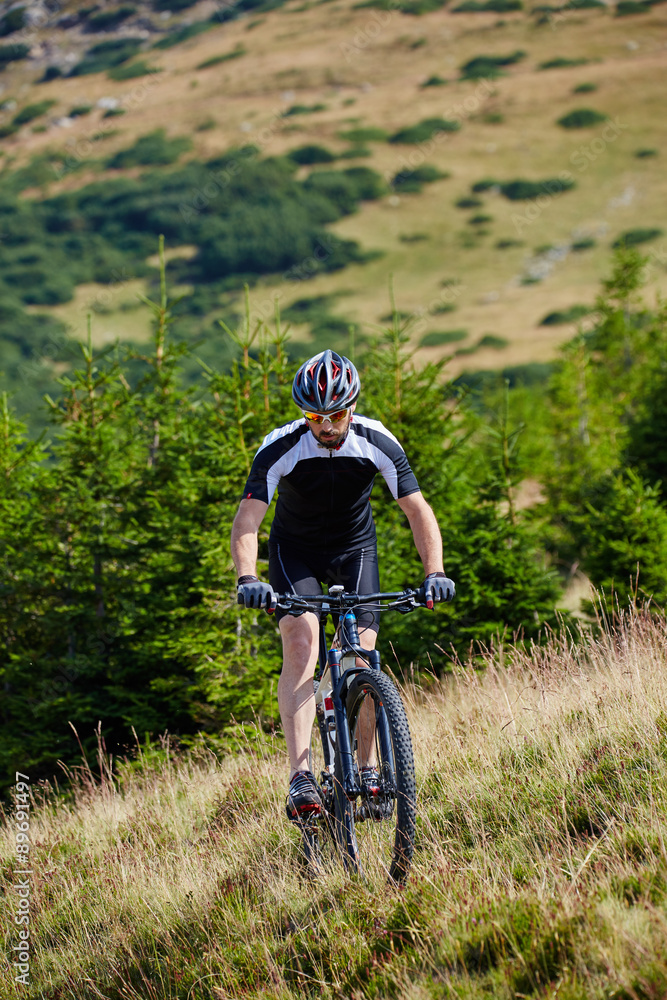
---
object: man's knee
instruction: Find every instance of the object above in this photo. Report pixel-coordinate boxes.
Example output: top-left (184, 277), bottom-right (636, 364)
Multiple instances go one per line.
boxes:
top-left (280, 614), bottom-right (319, 672)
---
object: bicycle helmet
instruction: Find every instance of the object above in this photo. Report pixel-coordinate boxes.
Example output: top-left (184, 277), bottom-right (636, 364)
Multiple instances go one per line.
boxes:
top-left (292, 350), bottom-right (360, 413)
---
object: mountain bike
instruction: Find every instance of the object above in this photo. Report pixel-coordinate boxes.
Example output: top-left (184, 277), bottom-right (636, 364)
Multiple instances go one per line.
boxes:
top-left (277, 584), bottom-right (428, 886)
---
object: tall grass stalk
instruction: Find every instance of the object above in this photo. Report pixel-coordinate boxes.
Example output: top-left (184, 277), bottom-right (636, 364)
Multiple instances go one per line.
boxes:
top-left (2, 609), bottom-right (667, 998)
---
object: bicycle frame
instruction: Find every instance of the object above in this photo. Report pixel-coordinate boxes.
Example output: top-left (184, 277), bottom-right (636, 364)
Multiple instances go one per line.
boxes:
top-left (314, 595), bottom-right (396, 801)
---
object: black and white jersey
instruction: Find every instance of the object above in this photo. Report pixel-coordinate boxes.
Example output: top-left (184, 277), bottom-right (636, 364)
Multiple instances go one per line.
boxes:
top-left (242, 414), bottom-right (421, 549)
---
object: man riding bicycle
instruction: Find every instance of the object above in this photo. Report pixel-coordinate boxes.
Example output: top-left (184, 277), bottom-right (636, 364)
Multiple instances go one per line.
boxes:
top-left (231, 350), bottom-right (454, 822)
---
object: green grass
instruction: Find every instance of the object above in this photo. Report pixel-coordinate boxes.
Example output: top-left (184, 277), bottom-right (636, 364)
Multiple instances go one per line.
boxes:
top-left (3, 609), bottom-right (667, 998)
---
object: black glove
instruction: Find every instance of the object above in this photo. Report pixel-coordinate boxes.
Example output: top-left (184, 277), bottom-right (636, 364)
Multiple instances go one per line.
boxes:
top-left (423, 572), bottom-right (455, 609)
top-left (237, 575), bottom-right (277, 614)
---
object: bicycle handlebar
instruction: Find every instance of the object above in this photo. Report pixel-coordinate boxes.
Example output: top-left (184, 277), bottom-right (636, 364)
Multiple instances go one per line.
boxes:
top-left (274, 587), bottom-right (428, 616)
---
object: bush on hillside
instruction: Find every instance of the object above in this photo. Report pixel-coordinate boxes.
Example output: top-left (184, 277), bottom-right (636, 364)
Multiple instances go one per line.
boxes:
top-left (421, 75), bottom-right (448, 87)
top-left (108, 60), bottom-right (161, 81)
top-left (152, 0), bottom-right (199, 10)
top-left (338, 127), bottom-right (389, 142)
top-left (471, 178), bottom-right (499, 192)
top-left (0, 6), bottom-right (26, 36)
top-left (153, 21), bottom-right (216, 49)
top-left (500, 177), bottom-right (576, 200)
top-left (572, 237), bottom-right (596, 250)
top-left (420, 329), bottom-right (468, 346)
top-left (282, 103), bottom-right (327, 116)
top-left (389, 117), bottom-right (460, 143)
top-left (69, 105), bottom-right (93, 118)
top-left (540, 304), bottom-right (592, 325)
top-left (615, 0), bottom-right (650, 12)
top-left (453, 0), bottom-right (522, 10)
top-left (106, 129), bottom-right (192, 168)
top-left (573, 82), bottom-right (597, 93)
top-left (70, 38), bottom-right (144, 76)
top-left (634, 148), bottom-right (658, 158)
top-left (38, 65), bottom-right (63, 83)
top-left (0, 42), bottom-right (30, 66)
top-left (197, 47), bottom-right (246, 69)
top-left (288, 144), bottom-right (336, 164)
top-left (539, 57), bottom-right (590, 69)
top-left (557, 108), bottom-right (608, 128)
top-left (392, 164), bottom-right (447, 192)
top-left (86, 6), bottom-right (137, 31)
top-left (574, 471), bottom-right (667, 609)
top-left (460, 51), bottom-right (526, 79)
top-left (611, 228), bottom-right (664, 248)
top-left (457, 196), bottom-right (483, 208)
top-left (12, 100), bottom-right (57, 126)
top-left (478, 334), bottom-right (508, 348)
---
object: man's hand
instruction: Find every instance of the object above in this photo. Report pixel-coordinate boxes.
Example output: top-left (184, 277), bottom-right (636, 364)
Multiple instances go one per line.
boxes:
top-left (237, 575), bottom-right (277, 613)
top-left (422, 572), bottom-right (455, 609)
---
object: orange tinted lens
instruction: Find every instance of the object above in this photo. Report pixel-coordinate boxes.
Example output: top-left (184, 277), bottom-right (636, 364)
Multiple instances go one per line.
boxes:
top-left (302, 408), bottom-right (349, 423)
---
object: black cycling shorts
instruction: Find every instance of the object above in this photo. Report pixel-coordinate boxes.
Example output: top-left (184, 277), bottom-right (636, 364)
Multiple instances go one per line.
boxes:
top-left (268, 538), bottom-right (381, 634)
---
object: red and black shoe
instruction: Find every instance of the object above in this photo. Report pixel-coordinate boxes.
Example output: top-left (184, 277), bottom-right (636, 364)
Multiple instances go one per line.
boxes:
top-left (286, 770), bottom-right (322, 822)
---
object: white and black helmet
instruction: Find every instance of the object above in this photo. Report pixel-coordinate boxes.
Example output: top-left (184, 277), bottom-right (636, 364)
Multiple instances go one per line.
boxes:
top-left (292, 350), bottom-right (360, 413)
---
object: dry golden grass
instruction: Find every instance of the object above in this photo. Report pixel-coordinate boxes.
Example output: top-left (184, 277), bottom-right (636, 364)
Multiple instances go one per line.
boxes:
top-left (2, 608), bottom-right (667, 997)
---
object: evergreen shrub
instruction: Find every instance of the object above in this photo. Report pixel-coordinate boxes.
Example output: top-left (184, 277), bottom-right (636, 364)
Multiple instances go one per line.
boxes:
top-left (540, 304), bottom-right (591, 325)
top-left (460, 51), bottom-right (525, 79)
top-left (0, 6), bottom-right (26, 36)
top-left (86, 6), bottom-right (137, 31)
top-left (106, 129), bottom-right (192, 168)
top-left (153, 21), bottom-right (216, 48)
top-left (572, 237), bottom-right (596, 250)
top-left (12, 101), bottom-right (57, 126)
top-left (478, 334), bottom-right (508, 348)
top-left (453, 0), bottom-right (521, 9)
top-left (611, 228), bottom-right (663, 248)
top-left (540, 57), bottom-right (590, 69)
top-left (288, 144), bottom-right (336, 164)
top-left (557, 108), bottom-right (608, 128)
top-left (70, 38), bottom-right (144, 75)
top-left (472, 178), bottom-right (499, 192)
top-left (0, 42), bottom-right (30, 66)
top-left (420, 330), bottom-right (468, 346)
top-left (615, 0), bottom-right (650, 12)
top-left (38, 66), bottom-right (63, 83)
top-left (389, 118), bottom-right (460, 143)
top-left (421, 75), bottom-right (448, 87)
top-left (108, 60), bottom-right (161, 81)
top-left (573, 82), bottom-right (597, 93)
top-left (392, 165), bottom-right (447, 192)
top-left (338, 127), bottom-right (389, 142)
top-left (197, 47), bottom-right (246, 69)
top-left (500, 177), bottom-right (576, 199)
top-left (282, 103), bottom-right (327, 116)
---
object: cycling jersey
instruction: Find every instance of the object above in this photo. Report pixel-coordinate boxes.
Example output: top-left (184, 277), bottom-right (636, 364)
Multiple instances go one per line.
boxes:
top-left (242, 414), bottom-right (420, 550)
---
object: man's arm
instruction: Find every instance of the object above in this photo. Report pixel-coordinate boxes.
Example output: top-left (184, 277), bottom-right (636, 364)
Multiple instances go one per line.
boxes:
top-left (396, 492), bottom-right (444, 576)
top-left (230, 498), bottom-right (269, 578)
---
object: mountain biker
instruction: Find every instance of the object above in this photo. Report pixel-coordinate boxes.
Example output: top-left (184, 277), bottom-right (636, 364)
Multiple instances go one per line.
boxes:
top-left (230, 350), bottom-right (454, 822)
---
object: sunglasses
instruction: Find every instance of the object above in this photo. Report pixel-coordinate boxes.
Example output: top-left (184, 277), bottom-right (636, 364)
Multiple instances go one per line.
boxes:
top-left (302, 408), bottom-right (350, 424)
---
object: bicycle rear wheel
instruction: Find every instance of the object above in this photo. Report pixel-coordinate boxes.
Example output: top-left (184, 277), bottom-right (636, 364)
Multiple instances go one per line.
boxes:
top-left (335, 669), bottom-right (416, 886)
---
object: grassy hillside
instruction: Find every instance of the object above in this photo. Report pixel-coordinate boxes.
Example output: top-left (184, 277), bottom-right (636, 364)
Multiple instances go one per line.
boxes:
top-left (0, 0), bottom-right (665, 376)
top-left (2, 607), bottom-right (667, 998)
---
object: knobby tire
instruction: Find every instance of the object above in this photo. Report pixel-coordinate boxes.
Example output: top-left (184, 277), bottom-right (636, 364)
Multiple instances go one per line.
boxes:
top-left (334, 669), bottom-right (416, 886)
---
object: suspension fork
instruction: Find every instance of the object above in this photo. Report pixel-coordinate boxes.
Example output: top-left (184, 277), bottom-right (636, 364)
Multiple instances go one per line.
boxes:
top-left (329, 612), bottom-right (396, 797)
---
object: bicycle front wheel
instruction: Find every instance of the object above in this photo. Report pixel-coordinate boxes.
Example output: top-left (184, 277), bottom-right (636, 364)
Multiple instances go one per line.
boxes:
top-left (335, 669), bottom-right (416, 886)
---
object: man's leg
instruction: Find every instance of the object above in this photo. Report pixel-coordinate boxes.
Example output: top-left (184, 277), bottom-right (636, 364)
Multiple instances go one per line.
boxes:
top-left (278, 612), bottom-right (320, 778)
